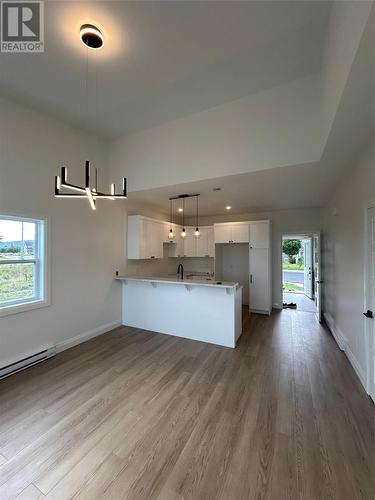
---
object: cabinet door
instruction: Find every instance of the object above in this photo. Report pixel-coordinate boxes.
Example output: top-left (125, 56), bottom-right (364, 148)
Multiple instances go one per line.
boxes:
top-left (249, 248), bottom-right (269, 312)
top-left (214, 225), bottom-right (232, 243)
top-left (207, 227), bottom-right (215, 257)
top-left (196, 228), bottom-right (208, 257)
top-left (145, 220), bottom-right (163, 259)
top-left (231, 223), bottom-right (249, 243)
top-left (249, 222), bottom-right (269, 248)
top-left (183, 228), bottom-right (196, 257)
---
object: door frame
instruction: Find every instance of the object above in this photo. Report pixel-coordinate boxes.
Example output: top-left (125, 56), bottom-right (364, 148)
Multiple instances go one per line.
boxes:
top-left (279, 230), bottom-right (321, 313)
top-left (365, 205), bottom-right (375, 399)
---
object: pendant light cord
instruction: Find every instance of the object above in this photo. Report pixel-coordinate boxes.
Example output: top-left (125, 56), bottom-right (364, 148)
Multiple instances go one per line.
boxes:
top-left (196, 195), bottom-right (199, 228)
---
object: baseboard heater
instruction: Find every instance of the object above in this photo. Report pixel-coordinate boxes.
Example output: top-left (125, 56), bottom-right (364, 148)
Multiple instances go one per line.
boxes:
top-left (0, 346), bottom-right (56, 380)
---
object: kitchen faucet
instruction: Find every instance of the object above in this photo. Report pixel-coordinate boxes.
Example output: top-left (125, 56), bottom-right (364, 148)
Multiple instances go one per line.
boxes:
top-left (177, 263), bottom-right (184, 280)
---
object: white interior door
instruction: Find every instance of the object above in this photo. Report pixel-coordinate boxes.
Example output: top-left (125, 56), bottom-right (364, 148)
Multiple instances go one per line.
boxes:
top-left (313, 233), bottom-right (322, 322)
top-left (366, 207), bottom-right (375, 402)
top-left (303, 238), bottom-right (313, 299)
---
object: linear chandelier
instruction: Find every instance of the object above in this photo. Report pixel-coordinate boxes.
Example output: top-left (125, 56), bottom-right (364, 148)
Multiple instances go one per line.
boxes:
top-left (55, 161), bottom-right (127, 210)
top-left (169, 193), bottom-right (200, 239)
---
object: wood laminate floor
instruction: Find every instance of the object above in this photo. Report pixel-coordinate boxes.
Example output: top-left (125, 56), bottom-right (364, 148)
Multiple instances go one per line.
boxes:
top-left (0, 309), bottom-right (373, 500)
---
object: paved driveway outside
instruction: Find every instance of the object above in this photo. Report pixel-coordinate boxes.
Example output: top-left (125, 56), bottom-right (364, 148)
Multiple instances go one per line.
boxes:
top-left (283, 270), bottom-right (304, 284)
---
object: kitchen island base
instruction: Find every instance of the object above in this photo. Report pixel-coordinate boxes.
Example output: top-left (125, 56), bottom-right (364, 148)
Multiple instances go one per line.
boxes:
top-left (118, 277), bottom-right (242, 348)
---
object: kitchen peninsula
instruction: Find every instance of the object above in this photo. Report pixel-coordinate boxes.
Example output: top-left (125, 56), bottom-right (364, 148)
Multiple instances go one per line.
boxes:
top-left (117, 276), bottom-right (242, 348)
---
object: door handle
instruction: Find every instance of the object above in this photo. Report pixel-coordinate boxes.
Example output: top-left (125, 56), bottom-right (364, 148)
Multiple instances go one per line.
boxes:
top-left (316, 280), bottom-right (324, 284)
top-left (363, 310), bottom-right (374, 319)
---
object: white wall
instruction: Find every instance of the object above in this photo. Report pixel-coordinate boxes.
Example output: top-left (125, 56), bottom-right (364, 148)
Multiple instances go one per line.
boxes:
top-left (0, 98), bottom-right (124, 365)
top-left (323, 143), bottom-right (374, 387)
top-left (186, 207), bottom-right (324, 308)
top-left (110, 75), bottom-right (321, 192)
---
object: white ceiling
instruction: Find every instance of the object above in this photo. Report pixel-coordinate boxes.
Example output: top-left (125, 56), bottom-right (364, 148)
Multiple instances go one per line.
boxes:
top-left (126, 6), bottom-right (374, 218)
top-left (125, 161), bottom-right (337, 217)
top-left (0, 1), bottom-right (331, 138)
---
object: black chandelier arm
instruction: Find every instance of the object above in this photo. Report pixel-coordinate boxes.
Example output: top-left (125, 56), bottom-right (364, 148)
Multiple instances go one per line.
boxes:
top-left (55, 162), bottom-right (127, 203)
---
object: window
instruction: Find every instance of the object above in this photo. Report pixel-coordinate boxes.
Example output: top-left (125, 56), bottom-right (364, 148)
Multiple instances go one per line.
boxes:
top-left (0, 215), bottom-right (48, 315)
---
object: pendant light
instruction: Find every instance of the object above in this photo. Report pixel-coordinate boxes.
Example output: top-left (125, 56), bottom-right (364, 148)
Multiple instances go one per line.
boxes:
top-left (181, 198), bottom-right (187, 239)
top-left (168, 199), bottom-right (174, 240)
top-left (194, 195), bottom-right (200, 239)
top-left (54, 24), bottom-right (127, 210)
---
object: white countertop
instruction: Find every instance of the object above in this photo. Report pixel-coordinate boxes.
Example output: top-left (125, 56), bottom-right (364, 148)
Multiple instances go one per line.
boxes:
top-left (116, 275), bottom-right (239, 289)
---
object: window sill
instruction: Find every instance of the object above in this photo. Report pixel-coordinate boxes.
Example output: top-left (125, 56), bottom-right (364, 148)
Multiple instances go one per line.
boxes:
top-left (0, 298), bottom-right (50, 318)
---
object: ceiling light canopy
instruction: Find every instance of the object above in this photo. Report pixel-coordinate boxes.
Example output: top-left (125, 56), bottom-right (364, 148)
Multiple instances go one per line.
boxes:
top-left (80, 24), bottom-right (104, 49)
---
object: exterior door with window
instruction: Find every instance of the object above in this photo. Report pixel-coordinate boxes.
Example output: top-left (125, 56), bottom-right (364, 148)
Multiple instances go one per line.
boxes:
top-left (303, 238), bottom-right (313, 299)
top-left (366, 207), bottom-right (375, 402)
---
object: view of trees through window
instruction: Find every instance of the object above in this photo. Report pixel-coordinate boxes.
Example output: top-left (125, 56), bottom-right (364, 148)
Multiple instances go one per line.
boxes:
top-left (0, 219), bottom-right (37, 304)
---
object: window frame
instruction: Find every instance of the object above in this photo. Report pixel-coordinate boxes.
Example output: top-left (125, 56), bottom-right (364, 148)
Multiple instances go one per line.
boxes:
top-left (0, 214), bottom-right (50, 317)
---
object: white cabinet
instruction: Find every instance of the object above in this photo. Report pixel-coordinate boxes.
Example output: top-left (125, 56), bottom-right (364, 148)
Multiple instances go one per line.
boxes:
top-left (127, 215), bottom-right (164, 260)
top-left (167, 224), bottom-right (184, 258)
top-left (249, 221), bottom-right (270, 249)
top-left (196, 227), bottom-right (215, 257)
top-left (249, 221), bottom-right (271, 314)
top-left (183, 227), bottom-right (196, 257)
top-left (214, 223), bottom-right (249, 244)
top-left (214, 224), bottom-right (232, 244)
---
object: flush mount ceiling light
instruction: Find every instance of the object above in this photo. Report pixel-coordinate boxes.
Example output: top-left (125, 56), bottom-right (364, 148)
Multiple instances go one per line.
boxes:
top-left (55, 161), bottom-right (127, 210)
top-left (80, 24), bottom-right (104, 49)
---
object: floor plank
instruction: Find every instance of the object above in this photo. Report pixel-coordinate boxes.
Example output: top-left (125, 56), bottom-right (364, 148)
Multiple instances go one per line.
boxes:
top-left (0, 310), bottom-right (373, 500)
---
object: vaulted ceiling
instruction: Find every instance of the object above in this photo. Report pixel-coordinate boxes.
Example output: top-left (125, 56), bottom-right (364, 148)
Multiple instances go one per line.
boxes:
top-left (0, 1), bottom-right (331, 137)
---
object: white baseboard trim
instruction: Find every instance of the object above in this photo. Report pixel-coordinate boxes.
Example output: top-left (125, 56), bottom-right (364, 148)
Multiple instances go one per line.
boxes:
top-left (345, 345), bottom-right (367, 388)
top-left (323, 313), bottom-right (347, 351)
top-left (323, 312), bottom-right (366, 389)
top-left (273, 303), bottom-right (282, 310)
top-left (56, 321), bottom-right (122, 353)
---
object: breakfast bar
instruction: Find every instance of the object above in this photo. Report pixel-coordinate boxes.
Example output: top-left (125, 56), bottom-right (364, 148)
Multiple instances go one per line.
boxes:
top-left (117, 276), bottom-right (242, 348)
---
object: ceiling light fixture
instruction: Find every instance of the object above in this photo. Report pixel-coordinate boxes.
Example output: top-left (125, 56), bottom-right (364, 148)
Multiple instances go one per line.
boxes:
top-left (54, 24), bottom-right (127, 210)
top-left (169, 193), bottom-right (200, 240)
top-left (181, 198), bottom-right (186, 239)
top-left (168, 199), bottom-right (174, 240)
top-left (55, 161), bottom-right (127, 210)
top-left (194, 195), bottom-right (200, 239)
top-left (80, 24), bottom-right (104, 49)
top-left (226, 205), bottom-right (231, 210)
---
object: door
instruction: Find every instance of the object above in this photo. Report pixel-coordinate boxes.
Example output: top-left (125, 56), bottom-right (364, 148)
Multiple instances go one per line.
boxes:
top-left (231, 224), bottom-right (249, 243)
top-left (183, 228), bottom-right (196, 257)
top-left (313, 233), bottom-right (322, 322)
top-left (214, 224), bottom-right (232, 244)
top-left (249, 247), bottom-right (269, 312)
top-left (303, 238), bottom-right (313, 299)
top-left (249, 222), bottom-right (269, 248)
top-left (366, 207), bottom-right (375, 402)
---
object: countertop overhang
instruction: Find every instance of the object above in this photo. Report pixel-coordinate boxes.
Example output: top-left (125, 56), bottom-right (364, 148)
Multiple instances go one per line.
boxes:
top-left (116, 275), bottom-right (239, 289)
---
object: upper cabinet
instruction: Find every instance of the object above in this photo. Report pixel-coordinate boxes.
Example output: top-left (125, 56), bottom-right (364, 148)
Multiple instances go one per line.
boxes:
top-left (196, 227), bottom-right (215, 257)
top-left (182, 227), bottom-right (215, 258)
top-left (214, 222), bottom-right (249, 244)
top-left (128, 216), bottom-right (164, 259)
top-left (167, 223), bottom-right (184, 258)
top-left (249, 221), bottom-right (270, 249)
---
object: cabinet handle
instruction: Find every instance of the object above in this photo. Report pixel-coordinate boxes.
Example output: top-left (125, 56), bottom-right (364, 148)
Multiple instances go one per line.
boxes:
top-left (151, 256), bottom-right (155, 259)
top-left (250, 274), bottom-right (253, 284)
